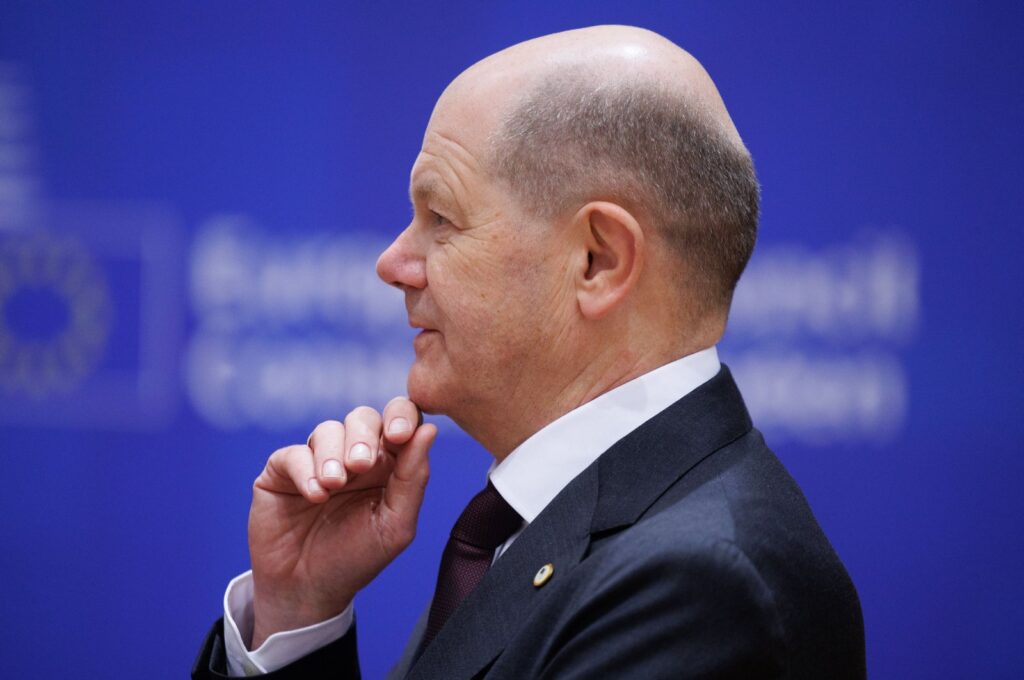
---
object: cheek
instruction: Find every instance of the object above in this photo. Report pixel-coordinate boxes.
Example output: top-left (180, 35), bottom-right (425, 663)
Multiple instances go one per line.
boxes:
top-left (428, 233), bottom-right (568, 352)
top-left (429, 240), bottom-right (505, 313)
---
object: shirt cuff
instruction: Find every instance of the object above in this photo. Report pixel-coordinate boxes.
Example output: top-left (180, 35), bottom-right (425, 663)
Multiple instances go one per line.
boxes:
top-left (222, 570), bottom-right (355, 676)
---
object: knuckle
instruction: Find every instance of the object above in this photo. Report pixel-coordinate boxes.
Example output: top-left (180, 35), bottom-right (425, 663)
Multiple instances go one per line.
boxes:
top-left (385, 395), bottom-right (411, 410)
top-left (284, 443), bottom-right (311, 458)
top-left (346, 405), bottom-right (381, 427)
top-left (269, 444), bottom-right (301, 464)
top-left (278, 445), bottom-right (312, 473)
top-left (312, 419), bottom-right (344, 439)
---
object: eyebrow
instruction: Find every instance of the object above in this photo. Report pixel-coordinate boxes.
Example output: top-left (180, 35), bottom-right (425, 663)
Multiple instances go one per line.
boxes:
top-left (409, 177), bottom-right (455, 210)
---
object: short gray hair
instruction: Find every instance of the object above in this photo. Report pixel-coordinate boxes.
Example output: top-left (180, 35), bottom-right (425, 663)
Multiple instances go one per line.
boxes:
top-left (490, 69), bottom-right (760, 315)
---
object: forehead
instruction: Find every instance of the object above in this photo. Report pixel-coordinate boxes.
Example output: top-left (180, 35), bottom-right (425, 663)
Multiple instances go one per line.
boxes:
top-left (407, 64), bottom-right (525, 207)
top-left (407, 123), bottom-right (490, 210)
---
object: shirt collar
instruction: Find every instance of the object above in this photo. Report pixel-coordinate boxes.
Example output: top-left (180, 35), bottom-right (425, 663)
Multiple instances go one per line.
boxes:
top-left (489, 346), bottom-right (720, 524)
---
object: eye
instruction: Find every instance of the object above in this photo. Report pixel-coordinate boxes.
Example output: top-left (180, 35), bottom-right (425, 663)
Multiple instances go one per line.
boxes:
top-left (430, 210), bottom-right (451, 227)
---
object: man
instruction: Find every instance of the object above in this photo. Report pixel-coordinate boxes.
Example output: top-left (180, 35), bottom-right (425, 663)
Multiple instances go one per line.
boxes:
top-left (194, 25), bottom-right (865, 679)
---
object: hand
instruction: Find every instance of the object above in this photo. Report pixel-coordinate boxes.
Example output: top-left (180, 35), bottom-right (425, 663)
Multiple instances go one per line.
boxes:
top-left (247, 397), bottom-right (436, 649)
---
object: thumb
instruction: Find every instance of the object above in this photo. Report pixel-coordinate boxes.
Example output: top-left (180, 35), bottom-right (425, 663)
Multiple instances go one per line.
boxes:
top-left (382, 423), bottom-right (436, 531)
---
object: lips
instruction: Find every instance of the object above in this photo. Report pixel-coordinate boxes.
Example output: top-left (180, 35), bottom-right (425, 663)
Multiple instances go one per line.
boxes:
top-left (412, 328), bottom-right (439, 351)
top-left (408, 318), bottom-right (437, 332)
top-left (407, 317), bottom-right (438, 336)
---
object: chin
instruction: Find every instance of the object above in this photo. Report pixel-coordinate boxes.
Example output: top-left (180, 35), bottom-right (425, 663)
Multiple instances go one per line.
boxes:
top-left (406, 364), bottom-right (450, 416)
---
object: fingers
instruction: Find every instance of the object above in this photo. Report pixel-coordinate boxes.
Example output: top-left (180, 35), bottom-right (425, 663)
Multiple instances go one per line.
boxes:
top-left (308, 419), bottom-right (349, 490)
top-left (382, 396), bottom-right (421, 447)
top-left (344, 406), bottom-right (383, 475)
top-left (287, 398), bottom-right (426, 498)
top-left (382, 422), bottom-right (436, 541)
top-left (259, 444), bottom-right (329, 502)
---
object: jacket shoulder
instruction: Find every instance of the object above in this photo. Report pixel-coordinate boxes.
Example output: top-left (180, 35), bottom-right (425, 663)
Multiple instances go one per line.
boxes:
top-left (574, 429), bottom-right (866, 678)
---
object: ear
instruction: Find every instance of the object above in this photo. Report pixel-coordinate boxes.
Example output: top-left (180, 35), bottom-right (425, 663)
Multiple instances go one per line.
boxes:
top-left (573, 201), bottom-right (645, 320)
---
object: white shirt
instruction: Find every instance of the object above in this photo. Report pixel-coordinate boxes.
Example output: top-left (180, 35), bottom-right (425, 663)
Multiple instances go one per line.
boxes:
top-left (223, 346), bottom-right (721, 676)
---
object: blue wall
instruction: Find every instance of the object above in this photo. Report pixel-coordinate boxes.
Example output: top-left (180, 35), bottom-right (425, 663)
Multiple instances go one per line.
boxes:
top-left (0, 2), bottom-right (1021, 678)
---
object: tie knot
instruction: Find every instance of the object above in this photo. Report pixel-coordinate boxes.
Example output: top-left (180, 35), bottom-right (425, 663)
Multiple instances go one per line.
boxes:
top-left (450, 481), bottom-right (522, 550)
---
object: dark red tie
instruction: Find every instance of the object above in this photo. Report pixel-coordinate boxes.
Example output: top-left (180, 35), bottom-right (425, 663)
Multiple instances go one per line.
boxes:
top-left (421, 481), bottom-right (523, 648)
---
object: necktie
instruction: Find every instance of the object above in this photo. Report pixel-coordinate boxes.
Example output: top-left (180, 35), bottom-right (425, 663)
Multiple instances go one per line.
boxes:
top-left (421, 480), bottom-right (523, 649)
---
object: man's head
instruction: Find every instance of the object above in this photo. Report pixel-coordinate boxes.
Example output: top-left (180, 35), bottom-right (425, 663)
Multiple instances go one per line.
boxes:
top-left (377, 25), bottom-right (759, 455)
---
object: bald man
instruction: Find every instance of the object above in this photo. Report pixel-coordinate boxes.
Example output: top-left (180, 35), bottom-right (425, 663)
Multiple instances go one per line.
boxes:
top-left (194, 26), bottom-right (865, 679)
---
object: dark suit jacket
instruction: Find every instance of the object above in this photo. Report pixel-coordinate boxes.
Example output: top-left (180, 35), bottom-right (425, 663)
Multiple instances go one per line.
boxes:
top-left (194, 366), bottom-right (866, 679)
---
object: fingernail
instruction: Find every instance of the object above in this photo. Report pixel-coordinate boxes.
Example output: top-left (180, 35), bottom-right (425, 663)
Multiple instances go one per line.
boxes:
top-left (388, 417), bottom-right (411, 436)
top-left (349, 443), bottom-right (372, 461)
top-left (323, 459), bottom-right (343, 478)
top-left (308, 478), bottom-right (323, 495)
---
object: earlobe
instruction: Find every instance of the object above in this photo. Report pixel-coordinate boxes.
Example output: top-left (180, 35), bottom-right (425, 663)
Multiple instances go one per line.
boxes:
top-left (575, 202), bottom-right (644, 320)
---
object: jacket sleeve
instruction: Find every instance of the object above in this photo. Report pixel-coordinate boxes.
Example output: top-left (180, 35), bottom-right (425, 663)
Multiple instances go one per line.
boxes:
top-left (192, 618), bottom-right (362, 680)
top-left (538, 537), bottom-right (787, 679)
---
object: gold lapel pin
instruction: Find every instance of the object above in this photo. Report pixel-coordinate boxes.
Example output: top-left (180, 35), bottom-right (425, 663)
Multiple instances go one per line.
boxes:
top-left (533, 563), bottom-right (555, 588)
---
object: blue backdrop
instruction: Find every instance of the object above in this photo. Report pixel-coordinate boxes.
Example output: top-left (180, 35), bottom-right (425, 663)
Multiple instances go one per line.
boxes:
top-left (1, 2), bottom-right (1021, 678)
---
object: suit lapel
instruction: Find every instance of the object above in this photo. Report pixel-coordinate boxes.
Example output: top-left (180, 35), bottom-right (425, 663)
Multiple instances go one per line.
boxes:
top-left (407, 466), bottom-right (598, 679)
top-left (405, 366), bottom-right (751, 679)
top-left (386, 604), bottom-right (430, 680)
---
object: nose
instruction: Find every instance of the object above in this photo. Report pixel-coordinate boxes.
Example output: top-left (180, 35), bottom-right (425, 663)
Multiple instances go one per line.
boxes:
top-left (376, 224), bottom-right (427, 290)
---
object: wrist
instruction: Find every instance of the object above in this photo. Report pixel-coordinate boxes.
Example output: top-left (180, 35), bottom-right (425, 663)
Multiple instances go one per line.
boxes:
top-left (251, 582), bottom-right (354, 649)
